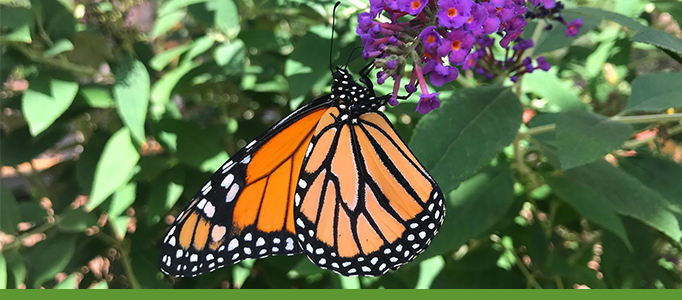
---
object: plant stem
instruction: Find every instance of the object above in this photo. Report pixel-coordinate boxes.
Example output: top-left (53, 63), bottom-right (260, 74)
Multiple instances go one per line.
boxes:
top-left (622, 123), bottom-right (682, 149)
top-left (507, 244), bottom-right (543, 289)
top-left (10, 43), bottom-right (113, 80)
top-left (524, 113), bottom-right (682, 136)
top-left (1, 216), bottom-right (60, 253)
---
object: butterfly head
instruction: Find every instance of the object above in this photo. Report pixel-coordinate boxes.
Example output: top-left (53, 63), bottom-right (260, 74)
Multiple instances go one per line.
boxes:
top-left (332, 67), bottom-right (383, 115)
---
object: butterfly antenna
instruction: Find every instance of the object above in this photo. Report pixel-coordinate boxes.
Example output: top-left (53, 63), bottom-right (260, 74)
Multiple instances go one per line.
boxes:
top-left (344, 45), bottom-right (364, 70)
top-left (329, 1), bottom-right (341, 74)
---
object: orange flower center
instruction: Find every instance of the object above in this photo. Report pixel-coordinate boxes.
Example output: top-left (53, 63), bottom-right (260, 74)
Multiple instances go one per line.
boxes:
top-left (411, 0), bottom-right (421, 10)
top-left (467, 15), bottom-right (473, 23)
top-left (447, 8), bottom-right (457, 17)
top-left (423, 53), bottom-right (433, 59)
top-left (426, 36), bottom-right (435, 43)
top-left (451, 40), bottom-right (461, 50)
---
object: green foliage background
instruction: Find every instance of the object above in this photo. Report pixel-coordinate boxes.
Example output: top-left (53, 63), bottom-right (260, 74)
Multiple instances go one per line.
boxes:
top-left (1, 0), bottom-right (682, 289)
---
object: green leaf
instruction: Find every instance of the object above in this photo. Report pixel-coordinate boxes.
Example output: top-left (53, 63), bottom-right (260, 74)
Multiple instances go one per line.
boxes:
top-left (19, 201), bottom-right (48, 224)
top-left (79, 86), bottom-right (115, 108)
top-left (113, 60), bottom-right (150, 145)
top-left (53, 272), bottom-right (79, 289)
top-left (413, 162), bottom-right (515, 263)
top-left (43, 39), bottom-right (74, 57)
top-left (0, 7), bottom-right (33, 43)
top-left (75, 130), bottom-right (111, 193)
top-left (415, 256), bottom-right (445, 289)
top-left (149, 10), bottom-right (186, 39)
top-left (0, 182), bottom-right (20, 234)
top-left (555, 110), bottom-right (633, 170)
top-left (87, 128), bottom-right (140, 210)
top-left (571, 7), bottom-right (682, 56)
top-left (619, 154), bottom-right (682, 208)
top-left (623, 72), bottom-right (682, 114)
top-left (564, 161), bottom-right (682, 243)
top-left (523, 71), bottom-right (587, 113)
top-left (146, 168), bottom-right (185, 224)
top-left (285, 28), bottom-right (332, 102)
top-left (57, 208), bottom-right (97, 232)
top-left (571, 7), bottom-right (647, 32)
top-left (3, 249), bottom-right (26, 288)
top-left (21, 75), bottom-right (79, 136)
top-left (546, 176), bottom-right (632, 250)
top-left (111, 216), bottom-right (130, 240)
top-left (68, 32), bottom-right (113, 69)
top-left (152, 118), bottom-right (228, 172)
top-left (182, 35), bottom-right (216, 63)
top-left (214, 39), bottom-right (246, 74)
top-left (89, 281), bottom-right (108, 289)
top-left (158, 0), bottom-right (208, 16)
top-left (149, 43), bottom-right (193, 71)
top-left (106, 182), bottom-right (137, 218)
top-left (38, 0), bottom-right (76, 41)
top-left (0, 253), bottom-right (6, 289)
top-left (25, 234), bottom-right (77, 288)
top-left (0, 126), bottom-right (66, 166)
top-left (150, 62), bottom-right (199, 117)
top-left (632, 27), bottom-right (682, 56)
top-left (524, 10), bottom-right (601, 54)
top-left (210, 0), bottom-right (240, 39)
top-left (409, 87), bottom-right (522, 192)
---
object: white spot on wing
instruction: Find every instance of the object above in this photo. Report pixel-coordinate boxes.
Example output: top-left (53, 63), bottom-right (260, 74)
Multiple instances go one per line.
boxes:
top-left (226, 184), bottom-right (239, 202)
top-left (221, 174), bottom-right (234, 188)
top-left (203, 201), bottom-right (215, 218)
top-left (228, 238), bottom-right (239, 251)
top-left (197, 199), bottom-right (207, 209)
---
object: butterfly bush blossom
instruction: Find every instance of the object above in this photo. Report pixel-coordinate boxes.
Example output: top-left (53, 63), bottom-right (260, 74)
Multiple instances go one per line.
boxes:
top-left (357, 0), bottom-right (582, 114)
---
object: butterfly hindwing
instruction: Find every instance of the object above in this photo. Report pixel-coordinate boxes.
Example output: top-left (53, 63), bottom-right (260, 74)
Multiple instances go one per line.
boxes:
top-left (159, 96), bottom-right (333, 277)
top-left (292, 73), bottom-right (445, 277)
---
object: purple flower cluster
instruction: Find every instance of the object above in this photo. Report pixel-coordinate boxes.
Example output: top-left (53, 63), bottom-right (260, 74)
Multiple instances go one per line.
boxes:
top-left (356, 0), bottom-right (583, 114)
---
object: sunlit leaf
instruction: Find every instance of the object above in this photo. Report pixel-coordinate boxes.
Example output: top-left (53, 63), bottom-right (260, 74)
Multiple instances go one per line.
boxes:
top-left (57, 208), bottom-right (97, 233)
top-left (113, 60), bottom-right (150, 145)
top-left (22, 75), bottom-right (79, 136)
top-left (87, 128), bottom-right (140, 210)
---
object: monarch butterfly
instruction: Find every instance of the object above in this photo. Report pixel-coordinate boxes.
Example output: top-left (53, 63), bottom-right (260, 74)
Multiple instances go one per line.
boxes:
top-left (159, 66), bottom-right (445, 277)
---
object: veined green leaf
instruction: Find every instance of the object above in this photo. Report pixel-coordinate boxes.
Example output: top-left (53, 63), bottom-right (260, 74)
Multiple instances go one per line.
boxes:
top-left (410, 87), bottom-right (522, 192)
top-left (556, 110), bottom-right (633, 170)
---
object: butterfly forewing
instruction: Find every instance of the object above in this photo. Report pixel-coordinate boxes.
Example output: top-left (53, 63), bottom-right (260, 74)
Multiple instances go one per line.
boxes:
top-left (293, 105), bottom-right (445, 277)
top-left (159, 96), bottom-right (332, 277)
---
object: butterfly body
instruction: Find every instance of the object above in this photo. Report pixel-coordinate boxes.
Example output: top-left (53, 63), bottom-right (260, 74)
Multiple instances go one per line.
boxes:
top-left (159, 68), bottom-right (444, 278)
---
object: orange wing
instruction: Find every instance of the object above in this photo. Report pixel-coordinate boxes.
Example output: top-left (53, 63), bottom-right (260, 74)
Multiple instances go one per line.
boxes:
top-left (293, 108), bottom-right (445, 277)
top-left (159, 96), bottom-right (332, 277)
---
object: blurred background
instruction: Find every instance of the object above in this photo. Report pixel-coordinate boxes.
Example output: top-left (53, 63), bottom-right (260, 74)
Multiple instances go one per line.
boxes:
top-left (1, 0), bottom-right (682, 289)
